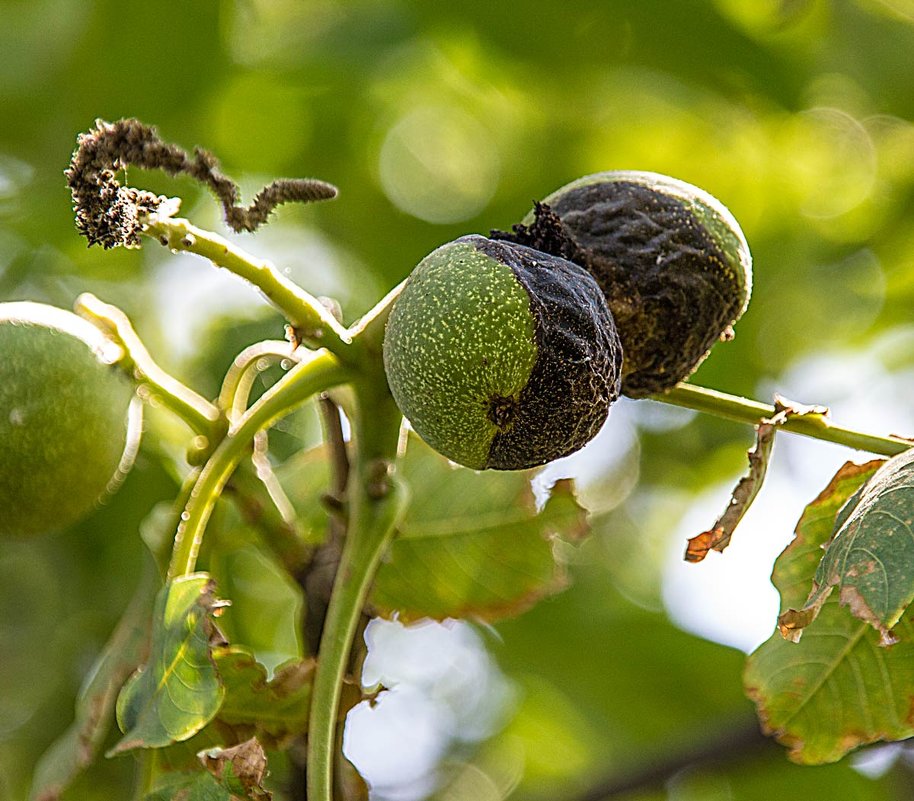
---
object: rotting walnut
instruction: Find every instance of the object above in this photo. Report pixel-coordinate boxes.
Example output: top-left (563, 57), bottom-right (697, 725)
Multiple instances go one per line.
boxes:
top-left (383, 235), bottom-right (623, 470)
top-left (495, 171), bottom-right (752, 398)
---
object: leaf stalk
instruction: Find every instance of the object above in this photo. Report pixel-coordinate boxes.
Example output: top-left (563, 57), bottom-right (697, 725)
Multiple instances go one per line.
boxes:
top-left (167, 350), bottom-right (351, 579)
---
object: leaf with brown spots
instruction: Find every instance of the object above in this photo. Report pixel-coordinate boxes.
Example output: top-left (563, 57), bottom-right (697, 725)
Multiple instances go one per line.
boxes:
top-left (781, 447), bottom-right (914, 644)
top-left (744, 459), bottom-right (914, 764)
top-left (199, 738), bottom-right (271, 801)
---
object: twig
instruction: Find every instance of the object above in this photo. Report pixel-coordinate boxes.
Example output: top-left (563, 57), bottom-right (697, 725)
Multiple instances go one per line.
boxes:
top-left (306, 380), bottom-right (405, 801)
top-left (74, 293), bottom-right (226, 445)
top-left (656, 383), bottom-right (912, 457)
top-left (218, 340), bottom-right (299, 422)
top-left (168, 350), bottom-right (351, 579)
top-left (302, 395), bottom-right (351, 653)
top-left (224, 451), bottom-right (310, 576)
top-left (142, 215), bottom-right (351, 354)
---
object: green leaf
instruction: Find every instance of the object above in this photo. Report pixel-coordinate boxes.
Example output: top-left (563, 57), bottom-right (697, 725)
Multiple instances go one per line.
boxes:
top-left (781, 448), bottom-right (914, 643)
top-left (274, 444), bottom-right (333, 547)
top-left (214, 647), bottom-right (314, 747)
top-left (108, 573), bottom-right (226, 756)
top-left (29, 558), bottom-right (158, 801)
top-left (144, 770), bottom-right (232, 801)
top-left (745, 460), bottom-right (914, 764)
top-left (369, 434), bottom-right (588, 622)
top-left (207, 542), bottom-right (306, 671)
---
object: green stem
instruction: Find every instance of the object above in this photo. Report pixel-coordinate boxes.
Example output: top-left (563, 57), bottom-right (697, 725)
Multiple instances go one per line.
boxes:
top-left (227, 445), bottom-right (311, 575)
top-left (75, 293), bottom-right (226, 443)
top-left (142, 215), bottom-right (351, 356)
top-left (656, 383), bottom-right (912, 456)
top-left (346, 279), bottom-right (406, 344)
top-left (307, 382), bottom-right (405, 801)
top-left (167, 350), bottom-right (351, 579)
top-left (218, 339), bottom-right (298, 420)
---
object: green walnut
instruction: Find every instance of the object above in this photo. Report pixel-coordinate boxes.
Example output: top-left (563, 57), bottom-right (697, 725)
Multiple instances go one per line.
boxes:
top-left (499, 171), bottom-right (752, 398)
top-left (0, 302), bottom-right (138, 538)
top-left (383, 235), bottom-right (623, 470)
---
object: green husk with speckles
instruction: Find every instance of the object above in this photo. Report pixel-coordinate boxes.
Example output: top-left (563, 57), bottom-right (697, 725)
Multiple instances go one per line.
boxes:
top-left (0, 303), bottom-right (135, 537)
top-left (383, 235), bottom-right (622, 470)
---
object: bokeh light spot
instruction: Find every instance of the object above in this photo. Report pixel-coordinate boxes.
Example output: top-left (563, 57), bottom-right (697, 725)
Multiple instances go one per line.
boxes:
top-left (378, 105), bottom-right (500, 224)
top-left (779, 107), bottom-right (877, 219)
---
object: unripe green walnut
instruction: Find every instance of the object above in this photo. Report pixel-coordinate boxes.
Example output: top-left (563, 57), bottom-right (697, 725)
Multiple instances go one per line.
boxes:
top-left (383, 235), bottom-right (623, 470)
top-left (505, 171), bottom-right (752, 398)
top-left (0, 302), bottom-right (138, 538)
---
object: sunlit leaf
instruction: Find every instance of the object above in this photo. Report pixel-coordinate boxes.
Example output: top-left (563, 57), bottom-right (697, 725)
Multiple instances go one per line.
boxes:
top-left (108, 574), bottom-right (226, 756)
top-left (781, 448), bottom-right (914, 643)
top-left (214, 647), bottom-right (313, 747)
top-left (29, 559), bottom-right (157, 801)
top-left (745, 460), bottom-right (914, 764)
top-left (369, 434), bottom-right (588, 622)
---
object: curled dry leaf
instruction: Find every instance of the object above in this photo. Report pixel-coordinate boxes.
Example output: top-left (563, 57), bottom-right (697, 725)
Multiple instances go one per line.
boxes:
top-left (686, 421), bottom-right (776, 562)
top-left (199, 737), bottom-right (271, 801)
top-left (685, 395), bottom-right (832, 563)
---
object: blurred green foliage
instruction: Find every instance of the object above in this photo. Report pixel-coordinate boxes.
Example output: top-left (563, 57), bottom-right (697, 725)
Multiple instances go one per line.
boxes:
top-left (3, 1), bottom-right (914, 799)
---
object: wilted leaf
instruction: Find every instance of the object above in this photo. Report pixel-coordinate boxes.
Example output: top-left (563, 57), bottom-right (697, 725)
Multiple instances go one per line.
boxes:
top-left (214, 647), bottom-right (313, 747)
top-left (108, 573), bottom-right (227, 756)
top-left (143, 737), bottom-right (273, 801)
top-left (686, 421), bottom-right (777, 562)
top-left (686, 396), bottom-right (833, 563)
top-left (744, 459), bottom-right (914, 764)
top-left (199, 738), bottom-right (271, 800)
top-left (29, 558), bottom-right (158, 801)
top-left (781, 448), bottom-right (914, 643)
top-left (369, 435), bottom-right (588, 622)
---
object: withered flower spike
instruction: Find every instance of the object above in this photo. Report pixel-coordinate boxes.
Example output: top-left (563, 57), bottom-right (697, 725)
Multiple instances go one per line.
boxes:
top-left (66, 118), bottom-right (338, 248)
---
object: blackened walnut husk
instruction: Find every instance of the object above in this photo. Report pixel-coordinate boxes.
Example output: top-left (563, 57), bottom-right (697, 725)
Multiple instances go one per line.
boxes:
top-left (475, 237), bottom-right (623, 469)
top-left (497, 172), bottom-right (751, 398)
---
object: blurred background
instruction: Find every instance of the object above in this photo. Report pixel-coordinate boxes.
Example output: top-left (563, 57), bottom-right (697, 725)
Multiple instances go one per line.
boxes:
top-left (3, 1), bottom-right (914, 799)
